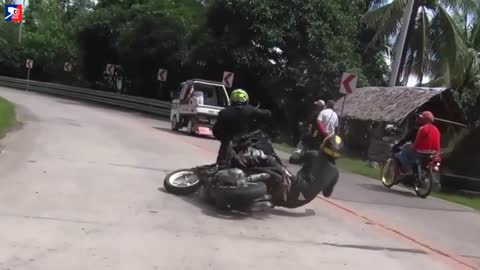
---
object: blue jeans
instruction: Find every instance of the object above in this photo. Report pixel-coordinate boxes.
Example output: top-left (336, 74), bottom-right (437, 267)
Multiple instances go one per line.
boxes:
top-left (395, 145), bottom-right (418, 172)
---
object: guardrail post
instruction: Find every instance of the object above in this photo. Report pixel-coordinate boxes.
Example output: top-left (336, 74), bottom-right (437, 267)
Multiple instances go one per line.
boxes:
top-left (26, 68), bottom-right (30, 92)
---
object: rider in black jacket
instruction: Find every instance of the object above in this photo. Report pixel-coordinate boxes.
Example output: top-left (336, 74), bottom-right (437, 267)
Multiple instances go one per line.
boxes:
top-left (213, 89), bottom-right (272, 168)
top-left (392, 115), bottom-right (422, 152)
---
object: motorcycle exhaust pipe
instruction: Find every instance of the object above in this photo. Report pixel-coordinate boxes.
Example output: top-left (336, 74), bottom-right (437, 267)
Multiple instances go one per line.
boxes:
top-left (248, 173), bottom-right (270, 182)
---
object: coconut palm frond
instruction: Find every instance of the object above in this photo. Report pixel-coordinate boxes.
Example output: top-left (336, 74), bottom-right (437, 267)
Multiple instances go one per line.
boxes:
top-left (430, 5), bottom-right (468, 86)
top-left (424, 75), bottom-right (449, 87)
top-left (461, 48), bottom-right (480, 90)
top-left (438, 0), bottom-right (480, 14)
top-left (364, 0), bottom-right (408, 27)
top-left (364, 1), bottom-right (406, 48)
top-left (368, 0), bottom-right (394, 10)
top-left (470, 9), bottom-right (480, 50)
top-left (366, 0), bottom-right (477, 89)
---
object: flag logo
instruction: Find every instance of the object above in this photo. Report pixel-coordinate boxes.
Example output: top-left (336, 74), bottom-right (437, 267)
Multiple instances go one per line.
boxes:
top-left (5, 4), bottom-right (22, 22)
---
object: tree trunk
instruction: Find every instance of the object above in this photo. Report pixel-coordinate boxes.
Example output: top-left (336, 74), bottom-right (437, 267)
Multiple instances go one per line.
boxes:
top-left (397, 3), bottom-right (420, 86)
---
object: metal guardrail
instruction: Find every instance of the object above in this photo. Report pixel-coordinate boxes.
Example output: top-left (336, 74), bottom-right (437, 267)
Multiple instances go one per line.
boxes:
top-left (0, 76), bottom-right (171, 116)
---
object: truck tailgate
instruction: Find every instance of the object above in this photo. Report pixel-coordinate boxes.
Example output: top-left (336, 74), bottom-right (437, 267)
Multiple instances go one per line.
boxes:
top-left (196, 105), bottom-right (223, 115)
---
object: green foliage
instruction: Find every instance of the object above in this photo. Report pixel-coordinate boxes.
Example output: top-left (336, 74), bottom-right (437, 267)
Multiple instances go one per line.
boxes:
top-left (201, 0), bottom-right (379, 142)
top-left (0, 97), bottom-right (15, 138)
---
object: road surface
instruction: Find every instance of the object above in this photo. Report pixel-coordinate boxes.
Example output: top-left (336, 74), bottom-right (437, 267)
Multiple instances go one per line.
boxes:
top-left (0, 87), bottom-right (479, 270)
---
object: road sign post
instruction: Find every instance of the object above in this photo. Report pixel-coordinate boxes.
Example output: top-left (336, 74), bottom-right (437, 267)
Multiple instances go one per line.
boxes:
top-left (223, 71), bottom-right (234, 88)
top-left (339, 72), bottom-right (357, 118)
top-left (25, 59), bottom-right (33, 91)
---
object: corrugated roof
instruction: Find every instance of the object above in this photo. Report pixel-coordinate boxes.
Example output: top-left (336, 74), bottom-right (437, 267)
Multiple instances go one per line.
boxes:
top-left (335, 87), bottom-right (448, 123)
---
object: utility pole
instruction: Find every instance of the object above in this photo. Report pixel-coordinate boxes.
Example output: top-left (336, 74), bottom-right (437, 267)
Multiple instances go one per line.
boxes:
top-left (17, 0), bottom-right (25, 43)
top-left (389, 0), bottom-right (415, 86)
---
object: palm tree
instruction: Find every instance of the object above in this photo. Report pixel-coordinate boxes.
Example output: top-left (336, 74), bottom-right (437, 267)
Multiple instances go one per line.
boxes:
top-left (428, 7), bottom-right (480, 122)
top-left (365, 0), bottom-right (479, 86)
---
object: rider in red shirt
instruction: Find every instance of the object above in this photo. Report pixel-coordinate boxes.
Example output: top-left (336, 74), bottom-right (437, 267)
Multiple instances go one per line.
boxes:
top-left (395, 111), bottom-right (440, 175)
top-left (413, 111), bottom-right (440, 154)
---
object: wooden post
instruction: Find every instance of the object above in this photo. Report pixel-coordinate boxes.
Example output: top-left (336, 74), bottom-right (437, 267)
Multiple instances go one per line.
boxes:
top-left (434, 118), bottom-right (470, 129)
top-left (338, 95), bottom-right (347, 138)
top-left (340, 95), bottom-right (347, 118)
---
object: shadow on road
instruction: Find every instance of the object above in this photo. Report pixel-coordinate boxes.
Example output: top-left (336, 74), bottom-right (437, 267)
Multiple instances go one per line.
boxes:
top-left (153, 126), bottom-right (186, 136)
top-left (357, 183), bottom-right (416, 198)
top-left (158, 187), bottom-right (316, 220)
top-left (153, 126), bottom-right (216, 140)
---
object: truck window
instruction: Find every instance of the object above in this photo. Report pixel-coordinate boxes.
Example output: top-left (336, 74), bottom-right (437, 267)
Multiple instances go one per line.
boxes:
top-left (192, 83), bottom-right (228, 107)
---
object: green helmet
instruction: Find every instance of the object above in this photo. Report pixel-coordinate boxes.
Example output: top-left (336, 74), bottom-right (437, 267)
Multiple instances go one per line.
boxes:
top-left (230, 89), bottom-right (249, 106)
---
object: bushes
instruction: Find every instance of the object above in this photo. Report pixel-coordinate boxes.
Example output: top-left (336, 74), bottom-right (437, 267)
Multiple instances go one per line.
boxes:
top-left (0, 97), bottom-right (15, 137)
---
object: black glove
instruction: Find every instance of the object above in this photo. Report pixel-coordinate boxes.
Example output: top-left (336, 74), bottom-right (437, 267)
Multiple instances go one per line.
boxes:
top-left (392, 144), bottom-right (401, 153)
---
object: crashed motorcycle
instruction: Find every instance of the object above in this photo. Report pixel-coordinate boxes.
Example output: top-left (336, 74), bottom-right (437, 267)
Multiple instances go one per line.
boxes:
top-left (164, 130), bottom-right (343, 210)
top-left (380, 142), bottom-right (441, 198)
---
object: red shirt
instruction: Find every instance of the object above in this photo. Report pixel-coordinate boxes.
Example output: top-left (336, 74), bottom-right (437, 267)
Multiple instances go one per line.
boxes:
top-left (413, 123), bottom-right (440, 153)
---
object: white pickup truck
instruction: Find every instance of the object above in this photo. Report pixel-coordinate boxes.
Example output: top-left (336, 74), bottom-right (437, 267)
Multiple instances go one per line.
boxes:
top-left (170, 79), bottom-right (230, 136)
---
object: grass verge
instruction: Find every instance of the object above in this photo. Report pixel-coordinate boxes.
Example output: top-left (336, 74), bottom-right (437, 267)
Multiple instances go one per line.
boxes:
top-left (432, 192), bottom-right (480, 210)
top-left (273, 142), bottom-right (480, 210)
top-left (0, 97), bottom-right (15, 138)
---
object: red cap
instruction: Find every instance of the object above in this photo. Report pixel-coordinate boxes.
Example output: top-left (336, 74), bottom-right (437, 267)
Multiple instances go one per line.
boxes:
top-left (419, 111), bottom-right (434, 123)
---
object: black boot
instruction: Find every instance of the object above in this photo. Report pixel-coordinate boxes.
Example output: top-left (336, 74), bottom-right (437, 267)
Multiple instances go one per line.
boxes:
top-left (322, 176), bottom-right (338, 198)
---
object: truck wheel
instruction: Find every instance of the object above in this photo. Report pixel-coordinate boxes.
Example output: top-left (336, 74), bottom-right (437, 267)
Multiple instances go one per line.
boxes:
top-left (171, 116), bottom-right (179, 131)
top-left (187, 120), bottom-right (195, 135)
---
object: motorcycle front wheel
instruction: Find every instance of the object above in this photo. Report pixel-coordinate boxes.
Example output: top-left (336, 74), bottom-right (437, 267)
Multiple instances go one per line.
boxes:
top-left (414, 169), bottom-right (433, 198)
top-left (380, 158), bottom-right (396, 188)
top-left (164, 169), bottom-right (202, 195)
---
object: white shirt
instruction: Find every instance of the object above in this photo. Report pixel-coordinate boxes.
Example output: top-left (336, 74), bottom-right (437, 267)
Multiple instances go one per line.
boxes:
top-left (192, 91), bottom-right (204, 105)
top-left (317, 108), bottom-right (338, 136)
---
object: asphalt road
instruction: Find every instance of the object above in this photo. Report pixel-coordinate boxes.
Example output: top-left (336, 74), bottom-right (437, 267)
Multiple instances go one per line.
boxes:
top-left (0, 87), bottom-right (479, 270)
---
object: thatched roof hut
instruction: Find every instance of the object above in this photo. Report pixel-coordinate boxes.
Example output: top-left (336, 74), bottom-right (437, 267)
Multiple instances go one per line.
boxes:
top-left (335, 87), bottom-right (464, 124)
top-left (334, 87), bottom-right (466, 162)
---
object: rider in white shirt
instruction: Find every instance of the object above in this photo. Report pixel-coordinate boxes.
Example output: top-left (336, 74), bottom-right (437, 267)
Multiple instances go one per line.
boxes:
top-left (316, 100), bottom-right (338, 138)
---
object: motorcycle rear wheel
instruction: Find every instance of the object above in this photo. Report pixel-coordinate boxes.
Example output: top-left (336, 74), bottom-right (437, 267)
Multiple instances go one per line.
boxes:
top-left (380, 158), bottom-right (396, 188)
top-left (164, 169), bottom-right (202, 195)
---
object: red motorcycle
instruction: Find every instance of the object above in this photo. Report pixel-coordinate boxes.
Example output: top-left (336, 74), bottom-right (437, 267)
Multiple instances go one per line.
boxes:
top-left (380, 142), bottom-right (441, 198)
